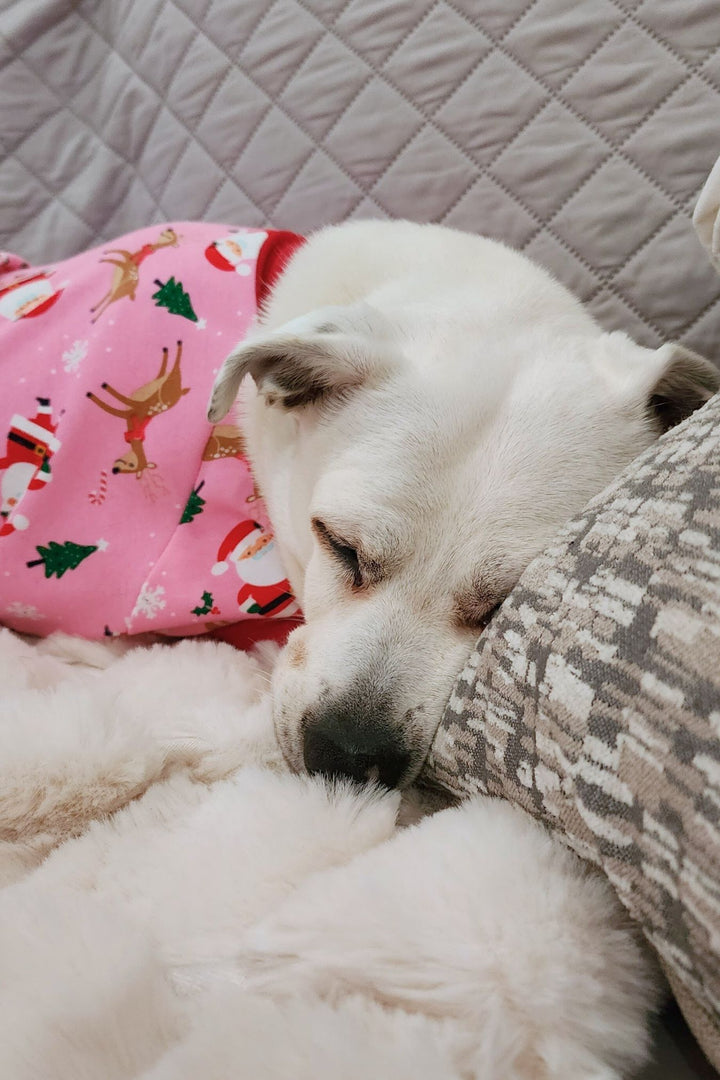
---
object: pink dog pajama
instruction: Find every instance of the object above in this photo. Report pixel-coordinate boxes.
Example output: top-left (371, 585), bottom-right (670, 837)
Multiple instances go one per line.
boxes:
top-left (0, 223), bottom-right (304, 645)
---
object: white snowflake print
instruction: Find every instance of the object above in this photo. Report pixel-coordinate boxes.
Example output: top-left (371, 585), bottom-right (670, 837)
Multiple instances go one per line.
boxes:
top-left (62, 338), bottom-right (88, 374)
top-left (5, 601), bottom-right (46, 621)
top-left (131, 583), bottom-right (166, 621)
top-left (194, 317), bottom-right (207, 330)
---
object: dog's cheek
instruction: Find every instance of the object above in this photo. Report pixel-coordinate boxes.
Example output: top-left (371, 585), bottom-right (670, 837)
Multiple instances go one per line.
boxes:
top-left (401, 632), bottom-right (479, 764)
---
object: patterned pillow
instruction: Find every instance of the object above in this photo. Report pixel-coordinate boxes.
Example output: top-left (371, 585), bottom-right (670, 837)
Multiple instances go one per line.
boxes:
top-left (424, 392), bottom-right (720, 1068)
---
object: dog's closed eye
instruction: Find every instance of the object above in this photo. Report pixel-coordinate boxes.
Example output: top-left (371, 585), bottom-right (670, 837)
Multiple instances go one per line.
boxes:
top-left (312, 518), bottom-right (365, 589)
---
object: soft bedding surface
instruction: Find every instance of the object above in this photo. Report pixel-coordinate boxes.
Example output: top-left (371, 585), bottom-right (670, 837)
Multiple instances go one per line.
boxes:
top-left (0, 630), bottom-right (662, 1080)
top-left (2, 0), bottom-right (720, 358)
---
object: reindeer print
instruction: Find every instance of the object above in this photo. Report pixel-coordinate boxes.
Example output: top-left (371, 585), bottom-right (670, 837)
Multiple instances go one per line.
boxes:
top-left (202, 423), bottom-right (260, 502)
top-left (86, 340), bottom-right (189, 477)
top-left (89, 227), bottom-right (180, 323)
top-left (201, 423), bottom-right (246, 462)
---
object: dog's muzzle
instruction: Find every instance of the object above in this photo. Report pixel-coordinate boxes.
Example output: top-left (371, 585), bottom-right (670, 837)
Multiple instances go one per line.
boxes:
top-left (302, 692), bottom-right (411, 789)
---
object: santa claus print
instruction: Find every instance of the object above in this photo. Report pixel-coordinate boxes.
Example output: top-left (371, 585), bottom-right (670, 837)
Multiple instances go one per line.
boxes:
top-left (0, 398), bottom-right (61, 537)
top-left (204, 230), bottom-right (268, 276)
top-left (0, 271), bottom-right (65, 320)
top-left (210, 519), bottom-right (299, 617)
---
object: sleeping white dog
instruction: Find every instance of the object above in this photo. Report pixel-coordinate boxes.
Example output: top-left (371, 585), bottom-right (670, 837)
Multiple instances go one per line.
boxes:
top-left (209, 219), bottom-right (718, 787)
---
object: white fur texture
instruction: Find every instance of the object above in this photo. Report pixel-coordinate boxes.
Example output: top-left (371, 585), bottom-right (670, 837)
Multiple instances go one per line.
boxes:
top-left (0, 630), bottom-right (659, 1079)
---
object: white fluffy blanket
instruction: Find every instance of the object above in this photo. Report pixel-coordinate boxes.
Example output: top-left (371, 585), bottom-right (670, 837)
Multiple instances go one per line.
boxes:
top-left (0, 629), bottom-right (657, 1080)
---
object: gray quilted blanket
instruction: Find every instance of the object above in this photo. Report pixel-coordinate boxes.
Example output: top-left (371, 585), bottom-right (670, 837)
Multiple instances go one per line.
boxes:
top-left (2, 0), bottom-right (720, 360)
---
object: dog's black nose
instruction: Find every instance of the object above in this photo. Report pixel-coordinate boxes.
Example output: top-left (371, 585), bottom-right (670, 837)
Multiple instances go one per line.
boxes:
top-left (303, 705), bottom-right (410, 789)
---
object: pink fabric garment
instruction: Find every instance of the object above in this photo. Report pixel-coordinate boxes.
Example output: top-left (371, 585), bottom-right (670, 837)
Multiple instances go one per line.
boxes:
top-left (0, 223), bottom-right (304, 641)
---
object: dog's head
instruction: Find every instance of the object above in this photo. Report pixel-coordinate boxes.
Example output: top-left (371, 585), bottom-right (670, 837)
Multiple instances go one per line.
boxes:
top-left (209, 249), bottom-right (718, 789)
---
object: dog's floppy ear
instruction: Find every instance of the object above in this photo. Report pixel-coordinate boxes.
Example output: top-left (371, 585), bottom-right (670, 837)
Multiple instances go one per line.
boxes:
top-left (646, 343), bottom-right (719, 432)
top-left (208, 305), bottom-right (394, 422)
top-left (600, 335), bottom-right (718, 433)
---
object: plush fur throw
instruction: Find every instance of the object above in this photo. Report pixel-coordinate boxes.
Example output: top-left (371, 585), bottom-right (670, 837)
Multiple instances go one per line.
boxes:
top-left (0, 629), bottom-right (657, 1080)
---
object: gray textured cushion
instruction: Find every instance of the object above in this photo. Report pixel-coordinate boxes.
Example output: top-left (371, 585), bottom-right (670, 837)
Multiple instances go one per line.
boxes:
top-left (2, 0), bottom-right (720, 357)
top-left (424, 393), bottom-right (720, 1068)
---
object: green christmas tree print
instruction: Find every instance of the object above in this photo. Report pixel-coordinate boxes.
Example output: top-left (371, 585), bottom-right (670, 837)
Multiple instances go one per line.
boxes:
top-left (180, 480), bottom-right (206, 523)
top-left (191, 590), bottom-right (216, 616)
top-left (152, 277), bottom-right (198, 322)
top-left (27, 540), bottom-right (98, 579)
